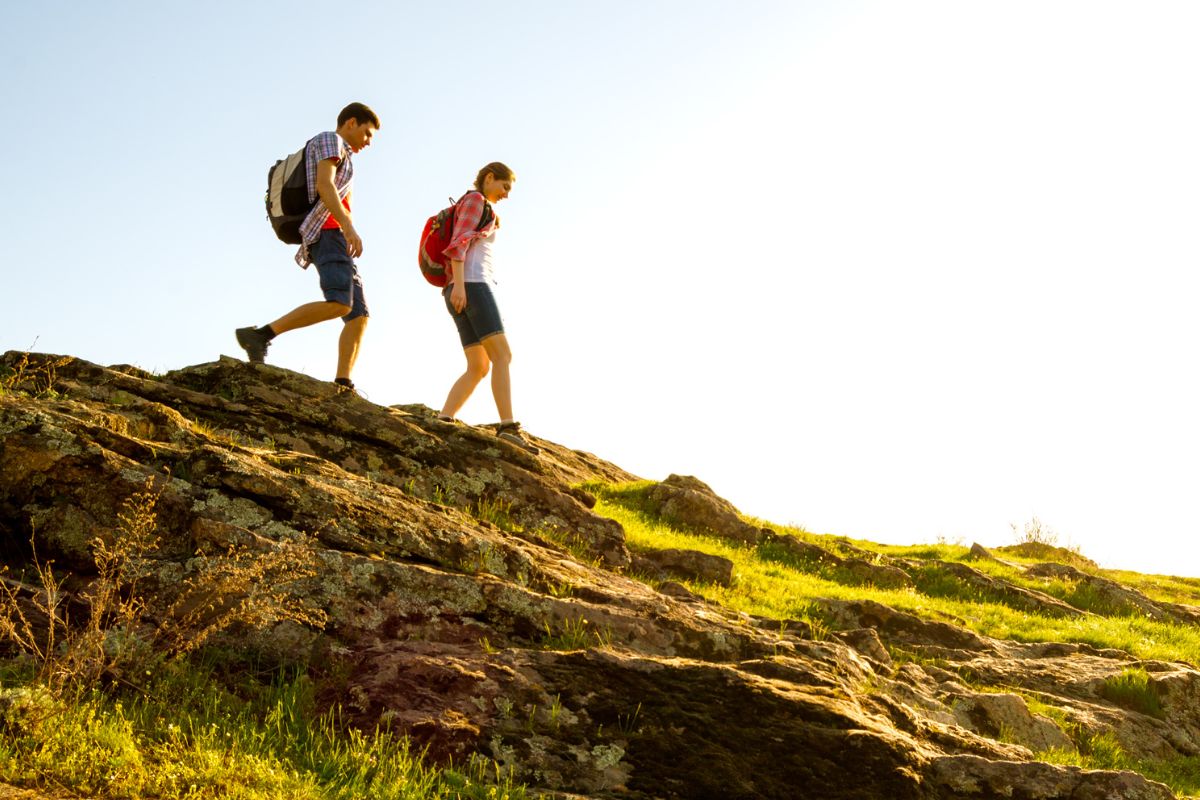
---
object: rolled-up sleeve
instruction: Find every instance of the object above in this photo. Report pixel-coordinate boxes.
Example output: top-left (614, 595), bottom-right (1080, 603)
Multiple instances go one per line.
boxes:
top-left (443, 192), bottom-right (487, 262)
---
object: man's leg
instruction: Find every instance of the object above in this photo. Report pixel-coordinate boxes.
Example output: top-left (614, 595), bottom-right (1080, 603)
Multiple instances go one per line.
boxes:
top-left (236, 301), bottom-right (350, 364)
top-left (269, 301), bottom-right (353, 334)
top-left (337, 316), bottom-right (368, 381)
top-left (236, 230), bottom-right (354, 364)
top-left (333, 266), bottom-right (370, 384)
top-left (480, 334), bottom-right (513, 423)
top-left (440, 345), bottom-right (490, 419)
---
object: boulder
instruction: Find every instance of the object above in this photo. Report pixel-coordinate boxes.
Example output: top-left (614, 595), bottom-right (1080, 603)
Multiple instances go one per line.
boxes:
top-left (632, 548), bottom-right (734, 586)
top-left (947, 691), bottom-right (1075, 752)
top-left (644, 474), bottom-right (762, 544)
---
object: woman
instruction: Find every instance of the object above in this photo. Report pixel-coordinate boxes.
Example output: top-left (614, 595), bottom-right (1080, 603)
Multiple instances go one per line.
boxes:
top-left (437, 162), bottom-right (539, 454)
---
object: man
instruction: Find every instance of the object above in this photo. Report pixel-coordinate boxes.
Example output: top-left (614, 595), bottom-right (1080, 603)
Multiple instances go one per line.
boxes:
top-left (236, 102), bottom-right (380, 391)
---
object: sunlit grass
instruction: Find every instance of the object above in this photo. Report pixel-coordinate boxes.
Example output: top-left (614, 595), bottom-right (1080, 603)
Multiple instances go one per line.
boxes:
top-left (1038, 735), bottom-right (1200, 799)
top-left (587, 480), bottom-right (1200, 796)
top-left (588, 492), bottom-right (1200, 667)
top-left (1102, 569), bottom-right (1200, 607)
top-left (1099, 667), bottom-right (1163, 719)
top-left (0, 658), bottom-right (526, 800)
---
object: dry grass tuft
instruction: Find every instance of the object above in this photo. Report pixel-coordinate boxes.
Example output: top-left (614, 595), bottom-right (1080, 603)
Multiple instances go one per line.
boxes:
top-left (0, 477), bottom-right (326, 693)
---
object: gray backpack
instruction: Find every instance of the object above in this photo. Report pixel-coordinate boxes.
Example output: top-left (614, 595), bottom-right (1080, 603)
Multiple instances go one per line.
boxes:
top-left (265, 139), bottom-right (313, 244)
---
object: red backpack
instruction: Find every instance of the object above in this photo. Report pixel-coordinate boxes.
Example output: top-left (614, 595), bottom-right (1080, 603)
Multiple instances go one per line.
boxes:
top-left (418, 191), bottom-right (495, 287)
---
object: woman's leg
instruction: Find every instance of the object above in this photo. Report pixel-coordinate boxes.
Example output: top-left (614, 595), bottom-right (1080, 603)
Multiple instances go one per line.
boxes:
top-left (440, 345), bottom-right (490, 419)
top-left (480, 333), bottom-right (513, 422)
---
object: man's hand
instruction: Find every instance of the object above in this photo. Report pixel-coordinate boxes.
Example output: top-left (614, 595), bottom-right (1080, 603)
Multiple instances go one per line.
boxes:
top-left (343, 225), bottom-right (364, 258)
top-left (450, 281), bottom-right (467, 313)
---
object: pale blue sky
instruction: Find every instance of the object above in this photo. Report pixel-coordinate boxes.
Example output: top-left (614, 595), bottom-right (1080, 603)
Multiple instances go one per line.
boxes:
top-left (5, 2), bottom-right (1200, 576)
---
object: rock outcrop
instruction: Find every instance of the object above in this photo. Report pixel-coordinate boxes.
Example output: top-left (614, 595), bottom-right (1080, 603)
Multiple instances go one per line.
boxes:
top-left (644, 474), bottom-right (763, 544)
top-left (0, 351), bottom-right (1190, 799)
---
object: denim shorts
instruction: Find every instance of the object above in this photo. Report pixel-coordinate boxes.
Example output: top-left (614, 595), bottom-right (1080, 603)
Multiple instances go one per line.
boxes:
top-left (443, 282), bottom-right (505, 347)
top-left (313, 229), bottom-right (368, 321)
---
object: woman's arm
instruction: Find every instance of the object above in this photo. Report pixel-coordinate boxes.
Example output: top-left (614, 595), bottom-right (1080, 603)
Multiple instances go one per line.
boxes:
top-left (443, 192), bottom-right (487, 264)
top-left (449, 258), bottom-right (467, 311)
top-left (445, 192), bottom-right (487, 312)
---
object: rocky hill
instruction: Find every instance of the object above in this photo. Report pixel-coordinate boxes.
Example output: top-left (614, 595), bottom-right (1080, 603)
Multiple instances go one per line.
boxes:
top-left (2, 350), bottom-right (1199, 799)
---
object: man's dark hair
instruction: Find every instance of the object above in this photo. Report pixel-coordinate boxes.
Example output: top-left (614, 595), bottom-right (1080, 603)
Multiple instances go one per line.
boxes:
top-left (338, 102), bottom-right (381, 129)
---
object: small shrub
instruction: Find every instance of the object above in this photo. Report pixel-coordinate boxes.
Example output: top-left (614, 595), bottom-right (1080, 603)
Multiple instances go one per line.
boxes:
top-left (0, 352), bottom-right (73, 399)
top-left (1012, 517), bottom-right (1059, 547)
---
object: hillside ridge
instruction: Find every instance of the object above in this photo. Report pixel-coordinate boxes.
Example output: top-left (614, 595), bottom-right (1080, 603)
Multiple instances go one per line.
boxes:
top-left (1, 350), bottom-right (1198, 799)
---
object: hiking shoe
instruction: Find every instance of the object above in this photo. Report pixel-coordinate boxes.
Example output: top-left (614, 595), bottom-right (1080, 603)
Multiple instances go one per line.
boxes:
top-left (334, 378), bottom-right (365, 398)
top-left (235, 327), bottom-right (270, 364)
top-left (496, 421), bottom-right (540, 454)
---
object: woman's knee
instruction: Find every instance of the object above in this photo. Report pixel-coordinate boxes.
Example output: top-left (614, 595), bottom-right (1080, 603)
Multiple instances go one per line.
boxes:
top-left (464, 347), bottom-right (491, 380)
top-left (482, 335), bottom-right (512, 365)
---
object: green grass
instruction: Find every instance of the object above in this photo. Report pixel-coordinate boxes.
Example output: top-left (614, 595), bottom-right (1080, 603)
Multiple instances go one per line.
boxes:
top-left (1134, 757), bottom-right (1200, 799)
top-left (585, 480), bottom-right (1200, 797)
top-left (0, 657), bottom-right (528, 799)
top-left (1102, 569), bottom-right (1200, 608)
top-left (1099, 667), bottom-right (1164, 719)
top-left (585, 485), bottom-right (1200, 667)
top-left (538, 617), bottom-right (611, 651)
top-left (1022, 694), bottom-right (1072, 730)
top-left (1038, 730), bottom-right (1128, 771)
top-left (1038, 732), bottom-right (1200, 798)
top-left (471, 498), bottom-right (520, 534)
top-left (582, 482), bottom-right (1187, 619)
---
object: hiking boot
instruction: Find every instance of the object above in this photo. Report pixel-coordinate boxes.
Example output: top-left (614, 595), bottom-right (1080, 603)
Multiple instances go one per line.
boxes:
top-left (496, 421), bottom-right (540, 454)
top-left (235, 327), bottom-right (271, 364)
top-left (334, 378), bottom-right (359, 395)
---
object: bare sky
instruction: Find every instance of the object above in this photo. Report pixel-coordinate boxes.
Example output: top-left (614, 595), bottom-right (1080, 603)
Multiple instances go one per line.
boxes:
top-left (5, 1), bottom-right (1199, 575)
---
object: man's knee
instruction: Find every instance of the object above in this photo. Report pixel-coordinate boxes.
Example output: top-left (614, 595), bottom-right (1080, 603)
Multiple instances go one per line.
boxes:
top-left (329, 302), bottom-right (353, 318)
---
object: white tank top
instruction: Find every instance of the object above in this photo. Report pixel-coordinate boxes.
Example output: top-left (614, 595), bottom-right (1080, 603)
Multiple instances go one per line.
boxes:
top-left (463, 229), bottom-right (496, 284)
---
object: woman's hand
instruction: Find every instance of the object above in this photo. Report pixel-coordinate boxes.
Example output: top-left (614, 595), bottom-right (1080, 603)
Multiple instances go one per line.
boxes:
top-left (450, 282), bottom-right (467, 313)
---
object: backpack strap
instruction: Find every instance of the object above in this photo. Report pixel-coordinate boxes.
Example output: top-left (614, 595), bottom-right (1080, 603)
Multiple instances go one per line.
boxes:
top-left (456, 190), bottom-right (495, 232)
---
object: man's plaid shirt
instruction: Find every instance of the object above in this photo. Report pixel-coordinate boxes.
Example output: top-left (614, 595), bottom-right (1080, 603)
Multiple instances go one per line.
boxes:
top-left (295, 131), bottom-right (354, 268)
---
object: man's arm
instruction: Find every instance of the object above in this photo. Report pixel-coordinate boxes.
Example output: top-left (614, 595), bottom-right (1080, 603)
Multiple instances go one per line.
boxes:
top-left (315, 158), bottom-right (363, 257)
